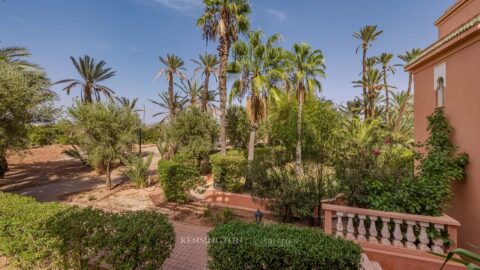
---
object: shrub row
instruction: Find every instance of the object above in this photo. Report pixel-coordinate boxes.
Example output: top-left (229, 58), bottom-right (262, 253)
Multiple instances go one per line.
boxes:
top-left (210, 150), bottom-right (247, 192)
top-left (158, 159), bottom-right (202, 203)
top-left (208, 222), bottom-right (362, 270)
top-left (0, 192), bottom-right (175, 269)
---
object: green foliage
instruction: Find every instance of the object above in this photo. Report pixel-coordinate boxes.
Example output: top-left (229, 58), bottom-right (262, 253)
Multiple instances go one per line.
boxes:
top-left (0, 61), bottom-right (57, 177)
top-left (210, 150), bottom-right (247, 192)
top-left (68, 101), bottom-right (140, 188)
top-left (202, 207), bottom-right (236, 225)
top-left (157, 159), bottom-right (203, 203)
top-left (0, 192), bottom-right (65, 269)
top-left (435, 245), bottom-right (480, 270)
top-left (365, 109), bottom-right (468, 216)
top-left (226, 105), bottom-right (249, 149)
top-left (124, 154), bottom-right (153, 188)
top-left (0, 193), bottom-right (175, 270)
top-left (208, 222), bottom-right (362, 270)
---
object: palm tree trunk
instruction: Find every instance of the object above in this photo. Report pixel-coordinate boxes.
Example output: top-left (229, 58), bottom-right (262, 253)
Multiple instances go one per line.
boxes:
top-left (393, 73), bottom-right (413, 132)
top-left (168, 71), bottom-right (175, 120)
top-left (84, 84), bottom-right (93, 103)
top-left (384, 68), bottom-right (390, 124)
top-left (218, 34), bottom-right (229, 155)
top-left (295, 90), bottom-right (304, 176)
top-left (362, 48), bottom-right (368, 119)
top-left (247, 126), bottom-right (256, 161)
top-left (202, 71), bottom-right (210, 112)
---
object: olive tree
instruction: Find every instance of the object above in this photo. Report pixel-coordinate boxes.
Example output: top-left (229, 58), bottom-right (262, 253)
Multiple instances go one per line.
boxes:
top-left (68, 101), bottom-right (140, 189)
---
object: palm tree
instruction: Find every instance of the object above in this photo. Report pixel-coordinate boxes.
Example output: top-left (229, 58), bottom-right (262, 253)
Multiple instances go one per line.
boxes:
top-left (353, 25), bottom-right (383, 118)
top-left (377, 52), bottom-right (398, 124)
top-left (393, 48), bottom-right (422, 132)
top-left (229, 31), bottom-right (285, 164)
top-left (197, 0), bottom-right (251, 155)
top-left (391, 91), bottom-right (414, 143)
top-left (353, 68), bottom-right (385, 119)
top-left (149, 92), bottom-right (186, 123)
top-left (0, 46), bottom-right (39, 70)
top-left (115, 97), bottom-right (139, 110)
top-left (55, 55), bottom-right (115, 103)
top-left (192, 53), bottom-right (219, 112)
top-left (155, 54), bottom-right (187, 120)
top-left (177, 78), bottom-right (203, 108)
top-left (288, 42), bottom-right (326, 175)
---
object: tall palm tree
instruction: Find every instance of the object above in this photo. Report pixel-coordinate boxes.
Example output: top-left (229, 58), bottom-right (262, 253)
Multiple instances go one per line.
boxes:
top-left (155, 54), bottom-right (186, 120)
top-left (55, 55), bottom-right (116, 103)
top-left (288, 42), bottom-right (326, 175)
top-left (0, 46), bottom-right (39, 70)
top-left (393, 48), bottom-right (422, 132)
top-left (192, 53), bottom-right (219, 112)
top-left (177, 78), bottom-right (203, 108)
top-left (229, 31), bottom-right (285, 164)
top-left (377, 52), bottom-right (398, 124)
top-left (353, 25), bottom-right (383, 118)
top-left (353, 68), bottom-right (385, 119)
top-left (197, 0), bottom-right (251, 155)
top-left (149, 92), bottom-right (186, 123)
top-left (391, 91), bottom-right (414, 143)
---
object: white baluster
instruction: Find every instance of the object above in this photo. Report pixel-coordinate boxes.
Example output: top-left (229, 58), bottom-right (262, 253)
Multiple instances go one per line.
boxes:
top-left (357, 215), bottom-right (367, 242)
top-left (381, 217), bottom-right (391, 246)
top-left (405, 220), bottom-right (417, 250)
top-left (369, 215), bottom-right (378, 244)
top-left (419, 222), bottom-right (431, 251)
top-left (432, 224), bottom-right (445, 253)
top-left (347, 213), bottom-right (355, 240)
top-left (393, 219), bottom-right (404, 248)
top-left (336, 212), bottom-right (344, 237)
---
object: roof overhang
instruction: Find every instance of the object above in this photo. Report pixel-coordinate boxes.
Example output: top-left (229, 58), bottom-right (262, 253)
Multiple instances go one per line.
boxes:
top-left (435, 0), bottom-right (471, 26)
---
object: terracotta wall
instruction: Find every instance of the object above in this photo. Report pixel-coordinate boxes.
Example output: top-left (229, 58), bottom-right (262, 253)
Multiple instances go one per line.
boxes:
top-left (203, 189), bottom-right (270, 213)
top-left (436, 0), bottom-right (480, 38)
top-left (413, 37), bottom-right (480, 248)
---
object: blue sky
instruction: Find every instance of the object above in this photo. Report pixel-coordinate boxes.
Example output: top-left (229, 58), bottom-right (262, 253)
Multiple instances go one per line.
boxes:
top-left (0, 0), bottom-right (453, 123)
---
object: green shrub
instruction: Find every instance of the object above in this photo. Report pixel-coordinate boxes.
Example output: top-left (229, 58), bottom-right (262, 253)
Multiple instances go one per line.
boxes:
top-left (203, 207), bottom-right (236, 225)
top-left (208, 222), bottom-right (362, 270)
top-left (253, 145), bottom-right (288, 166)
top-left (210, 150), bottom-right (247, 192)
top-left (0, 193), bottom-right (175, 270)
top-left (0, 192), bottom-right (65, 269)
top-left (158, 160), bottom-right (202, 203)
top-left (124, 154), bottom-right (153, 188)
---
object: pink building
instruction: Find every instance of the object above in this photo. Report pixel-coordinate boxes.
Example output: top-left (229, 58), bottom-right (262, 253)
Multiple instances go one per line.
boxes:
top-left (406, 0), bottom-right (480, 248)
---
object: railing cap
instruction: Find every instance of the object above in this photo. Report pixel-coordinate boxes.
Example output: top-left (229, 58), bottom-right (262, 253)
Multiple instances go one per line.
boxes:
top-left (322, 203), bottom-right (461, 227)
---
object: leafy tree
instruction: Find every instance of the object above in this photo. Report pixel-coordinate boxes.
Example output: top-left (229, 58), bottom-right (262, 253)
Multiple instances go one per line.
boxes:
top-left (353, 25), bottom-right (383, 118)
top-left (0, 58), bottom-right (57, 178)
top-left (197, 0), bottom-right (251, 155)
top-left (225, 105), bottom-right (249, 149)
top-left (55, 55), bottom-right (116, 103)
top-left (68, 101), bottom-right (140, 189)
top-left (155, 54), bottom-right (187, 121)
top-left (192, 53), bottom-right (219, 112)
top-left (287, 42), bottom-right (326, 174)
top-left (229, 30), bottom-right (285, 163)
top-left (393, 48), bottom-right (422, 132)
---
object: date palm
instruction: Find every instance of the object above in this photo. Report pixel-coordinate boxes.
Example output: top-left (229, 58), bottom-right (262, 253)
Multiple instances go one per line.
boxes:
top-left (353, 68), bottom-right (385, 119)
top-left (55, 55), bottom-right (116, 103)
top-left (197, 0), bottom-right (251, 155)
top-left (229, 31), bottom-right (285, 165)
top-left (0, 46), bottom-right (39, 70)
top-left (155, 54), bottom-right (187, 120)
top-left (192, 53), bottom-right (219, 112)
top-left (149, 92), bottom-right (186, 123)
top-left (115, 97), bottom-right (139, 110)
top-left (393, 48), bottom-right (422, 132)
top-left (177, 78), bottom-right (203, 108)
top-left (377, 52), bottom-right (398, 124)
top-left (353, 25), bottom-right (383, 118)
top-left (288, 42), bottom-right (326, 175)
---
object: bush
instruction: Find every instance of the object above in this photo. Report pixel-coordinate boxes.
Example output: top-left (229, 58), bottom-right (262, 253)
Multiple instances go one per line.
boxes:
top-left (210, 151), bottom-right (247, 192)
top-left (0, 193), bottom-right (175, 270)
top-left (226, 105), bottom-right (249, 149)
top-left (208, 222), bottom-right (362, 270)
top-left (158, 160), bottom-right (202, 203)
top-left (124, 154), bottom-right (153, 188)
top-left (203, 207), bottom-right (236, 225)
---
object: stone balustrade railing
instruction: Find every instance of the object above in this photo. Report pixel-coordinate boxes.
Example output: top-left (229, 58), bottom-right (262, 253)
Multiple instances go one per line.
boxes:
top-left (323, 204), bottom-right (461, 253)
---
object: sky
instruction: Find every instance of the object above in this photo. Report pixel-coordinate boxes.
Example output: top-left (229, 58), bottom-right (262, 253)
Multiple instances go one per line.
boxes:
top-left (0, 0), bottom-right (454, 123)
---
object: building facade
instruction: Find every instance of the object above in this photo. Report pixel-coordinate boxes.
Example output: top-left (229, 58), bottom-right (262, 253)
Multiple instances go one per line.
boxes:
top-left (406, 0), bottom-right (480, 248)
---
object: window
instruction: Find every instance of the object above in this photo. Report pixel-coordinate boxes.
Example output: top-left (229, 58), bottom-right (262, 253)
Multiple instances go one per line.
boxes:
top-left (434, 62), bottom-right (446, 108)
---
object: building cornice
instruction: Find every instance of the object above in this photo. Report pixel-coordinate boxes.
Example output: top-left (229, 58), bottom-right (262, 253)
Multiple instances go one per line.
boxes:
top-left (435, 0), bottom-right (471, 26)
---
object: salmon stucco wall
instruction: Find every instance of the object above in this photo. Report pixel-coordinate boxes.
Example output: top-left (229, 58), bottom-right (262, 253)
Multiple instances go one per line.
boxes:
top-left (413, 35), bottom-right (480, 248)
top-left (436, 0), bottom-right (480, 38)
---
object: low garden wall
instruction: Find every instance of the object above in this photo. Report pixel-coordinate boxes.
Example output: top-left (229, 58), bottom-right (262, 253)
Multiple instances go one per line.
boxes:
top-left (203, 188), bottom-right (270, 213)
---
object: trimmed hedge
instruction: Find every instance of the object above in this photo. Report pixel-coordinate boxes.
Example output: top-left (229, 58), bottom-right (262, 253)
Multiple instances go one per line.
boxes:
top-left (208, 222), bottom-right (362, 270)
top-left (158, 159), bottom-right (202, 203)
top-left (0, 192), bottom-right (175, 269)
top-left (210, 151), bottom-right (247, 192)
